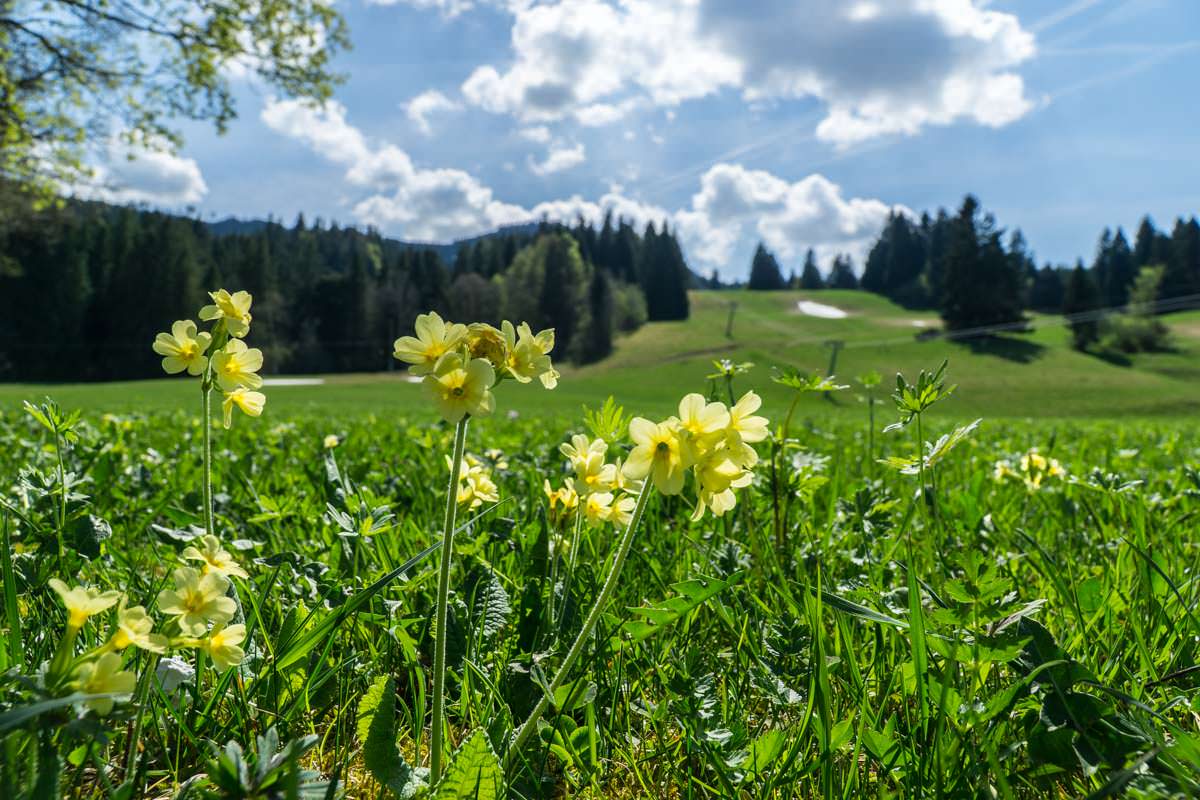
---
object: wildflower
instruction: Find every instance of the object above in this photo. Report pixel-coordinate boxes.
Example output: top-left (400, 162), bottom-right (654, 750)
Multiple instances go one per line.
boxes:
top-left (394, 312), bottom-right (468, 376)
top-left (623, 418), bottom-right (688, 495)
top-left (48, 579), bottom-right (122, 630)
top-left (466, 323), bottom-right (509, 370)
top-left (691, 452), bottom-right (753, 521)
top-left (503, 321), bottom-right (558, 388)
top-left (204, 623), bottom-right (247, 673)
top-left (111, 604), bottom-right (168, 653)
top-left (152, 320), bottom-right (212, 376)
top-left (724, 391), bottom-right (770, 466)
top-left (222, 387), bottom-right (266, 428)
top-left (157, 567), bottom-right (236, 636)
top-left (676, 393), bottom-right (730, 462)
top-left (450, 455), bottom-right (500, 509)
top-left (212, 339), bottom-right (264, 392)
top-left (182, 534), bottom-right (249, 579)
top-left (323, 434), bottom-right (340, 449)
top-left (544, 478), bottom-right (580, 520)
top-left (995, 448), bottom-right (1066, 491)
top-left (484, 448), bottom-right (508, 470)
top-left (608, 494), bottom-right (636, 527)
top-left (423, 352), bottom-right (496, 423)
top-left (199, 289), bottom-right (253, 338)
top-left (560, 434), bottom-right (616, 494)
top-left (609, 457), bottom-right (643, 494)
top-left (73, 652), bottom-right (137, 715)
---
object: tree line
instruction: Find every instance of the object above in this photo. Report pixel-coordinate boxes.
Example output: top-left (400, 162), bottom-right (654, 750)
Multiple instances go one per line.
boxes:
top-left (744, 195), bottom-right (1200, 351)
top-left (0, 201), bottom-right (693, 381)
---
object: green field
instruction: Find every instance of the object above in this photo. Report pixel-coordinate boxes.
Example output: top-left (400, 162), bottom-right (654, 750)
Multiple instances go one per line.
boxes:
top-left (3, 294), bottom-right (1200, 799)
top-left (4, 290), bottom-right (1199, 423)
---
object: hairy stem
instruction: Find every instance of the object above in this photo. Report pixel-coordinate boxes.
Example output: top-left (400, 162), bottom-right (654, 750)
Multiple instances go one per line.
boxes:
top-left (201, 381), bottom-right (215, 539)
top-left (430, 415), bottom-right (469, 783)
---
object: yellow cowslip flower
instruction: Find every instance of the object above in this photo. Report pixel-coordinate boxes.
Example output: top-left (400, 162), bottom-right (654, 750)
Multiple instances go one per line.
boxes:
top-left (323, 434), bottom-right (340, 449)
top-left (449, 455), bottom-right (499, 509)
top-left (724, 391), bottom-right (769, 467)
top-left (423, 352), bottom-right (495, 423)
top-left (609, 457), bottom-right (643, 495)
top-left (182, 534), bottom-right (249, 579)
top-left (996, 449), bottom-right (1067, 492)
top-left (152, 320), bottom-right (212, 376)
top-left (467, 323), bottom-right (509, 371)
top-left (484, 448), bottom-right (509, 470)
top-left (204, 623), bottom-right (247, 673)
top-left (583, 492), bottom-right (615, 527)
top-left (157, 567), bottom-right (236, 636)
top-left (111, 603), bottom-right (168, 653)
top-left (543, 478), bottom-right (580, 523)
top-left (199, 289), bottom-right (253, 338)
top-left (502, 321), bottom-right (558, 388)
top-left (394, 312), bottom-right (468, 376)
top-left (72, 652), bottom-right (137, 716)
top-left (623, 417), bottom-right (688, 495)
top-left (677, 394), bottom-right (730, 463)
top-left (560, 435), bottom-right (616, 494)
top-left (212, 339), bottom-right (264, 392)
top-left (691, 452), bottom-right (753, 521)
top-left (608, 494), bottom-right (636, 527)
top-left (222, 387), bottom-right (266, 429)
top-left (48, 579), bottom-right (122, 630)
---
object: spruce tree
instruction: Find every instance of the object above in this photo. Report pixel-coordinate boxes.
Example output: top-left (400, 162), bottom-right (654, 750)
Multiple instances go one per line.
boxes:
top-left (800, 249), bottom-right (824, 289)
top-left (747, 242), bottom-right (786, 290)
top-left (829, 255), bottom-right (859, 289)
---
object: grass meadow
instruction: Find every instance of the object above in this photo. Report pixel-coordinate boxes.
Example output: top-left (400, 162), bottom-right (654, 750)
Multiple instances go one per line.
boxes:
top-left (2, 291), bottom-right (1200, 798)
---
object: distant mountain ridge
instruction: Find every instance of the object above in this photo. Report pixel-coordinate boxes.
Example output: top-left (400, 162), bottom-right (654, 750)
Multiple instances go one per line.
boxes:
top-left (205, 216), bottom-right (540, 263)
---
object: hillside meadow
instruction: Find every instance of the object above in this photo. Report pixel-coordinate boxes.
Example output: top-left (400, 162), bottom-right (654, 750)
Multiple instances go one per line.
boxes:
top-left (1, 291), bottom-right (1199, 799)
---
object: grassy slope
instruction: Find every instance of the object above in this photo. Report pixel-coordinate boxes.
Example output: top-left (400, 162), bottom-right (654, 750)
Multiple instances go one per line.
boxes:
top-left (2, 290), bottom-right (1198, 423)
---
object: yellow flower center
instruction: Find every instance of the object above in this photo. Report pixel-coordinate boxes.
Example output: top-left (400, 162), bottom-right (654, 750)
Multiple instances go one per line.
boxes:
top-left (451, 386), bottom-right (465, 397)
top-left (180, 342), bottom-right (198, 359)
top-left (182, 591), bottom-right (206, 614)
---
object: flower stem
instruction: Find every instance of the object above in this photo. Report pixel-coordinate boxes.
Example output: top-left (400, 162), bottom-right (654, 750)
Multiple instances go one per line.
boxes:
top-left (201, 382), bottom-right (215, 539)
top-left (430, 415), bottom-right (469, 783)
top-left (504, 478), bottom-right (653, 770)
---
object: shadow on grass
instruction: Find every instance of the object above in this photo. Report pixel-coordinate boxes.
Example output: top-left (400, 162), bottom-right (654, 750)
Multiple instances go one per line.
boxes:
top-left (951, 334), bottom-right (1046, 364)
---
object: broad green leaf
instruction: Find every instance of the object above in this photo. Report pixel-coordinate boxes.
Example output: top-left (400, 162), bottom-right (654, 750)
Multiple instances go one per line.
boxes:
top-left (362, 677), bottom-right (425, 799)
top-left (432, 729), bottom-right (502, 800)
top-left (613, 572), bottom-right (743, 648)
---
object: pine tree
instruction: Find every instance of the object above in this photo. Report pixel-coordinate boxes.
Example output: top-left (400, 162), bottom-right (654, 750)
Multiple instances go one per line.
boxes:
top-left (939, 196), bottom-right (1024, 331)
top-left (747, 242), bottom-right (786, 290)
top-left (578, 268), bottom-right (614, 363)
top-left (828, 255), bottom-right (859, 289)
top-left (800, 249), bottom-right (824, 289)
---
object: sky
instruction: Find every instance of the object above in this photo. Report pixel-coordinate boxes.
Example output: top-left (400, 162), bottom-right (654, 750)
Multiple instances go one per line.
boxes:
top-left (87, 0), bottom-right (1200, 281)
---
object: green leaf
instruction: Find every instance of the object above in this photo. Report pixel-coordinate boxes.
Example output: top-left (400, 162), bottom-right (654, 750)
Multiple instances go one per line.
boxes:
top-left (613, 572), bottom-right (743, 648)
top-left (432, 729), bottom-right (502, 800)
top-left (362, 677), bottom-right (425, 799)
top-left (468, 564), bottom-right (511, 647)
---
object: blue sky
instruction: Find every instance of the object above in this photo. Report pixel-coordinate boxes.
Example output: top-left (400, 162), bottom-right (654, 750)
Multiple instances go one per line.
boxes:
top-left (94, 0), bottom-right (1200, 280)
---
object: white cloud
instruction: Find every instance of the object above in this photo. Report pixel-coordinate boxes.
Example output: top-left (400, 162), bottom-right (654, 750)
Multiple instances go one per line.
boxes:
top-left (261, 98), bottom-right (525, 241)
top-left (74, 143), bottom-right (208, 206)
top-left (459, 0), bottom-right (1035, 145)
top-left (676, 164), bottom-right (904, 271)
top-left (518, 125), bottom-right (552, 143)
top-left (405, 90), bottom-right (462, 135)
top-left (259, 97), bottom-right (897, 276)
top-left (528, 141), bottom-right (587, 175)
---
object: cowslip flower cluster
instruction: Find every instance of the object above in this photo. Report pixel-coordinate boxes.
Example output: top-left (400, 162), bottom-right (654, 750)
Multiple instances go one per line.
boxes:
top-left (552, 434), bottom-right (639, 528)
top-left (47, 580), bottom-right (166, 715)
top-left (993, 449), bottom-right (1067, 492)
top-left (393, 312), bottom-right (557, 423)
top-left (155, 533), bottom-right (251, 673)
top-left (543, 477), bottom-right (580, 525)
top-left (623, 391), bottom-right (768, 520)
top-left (448, 453), bottom-right (500, 510)
top-left (152, 289), bottom-right (266, 428)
